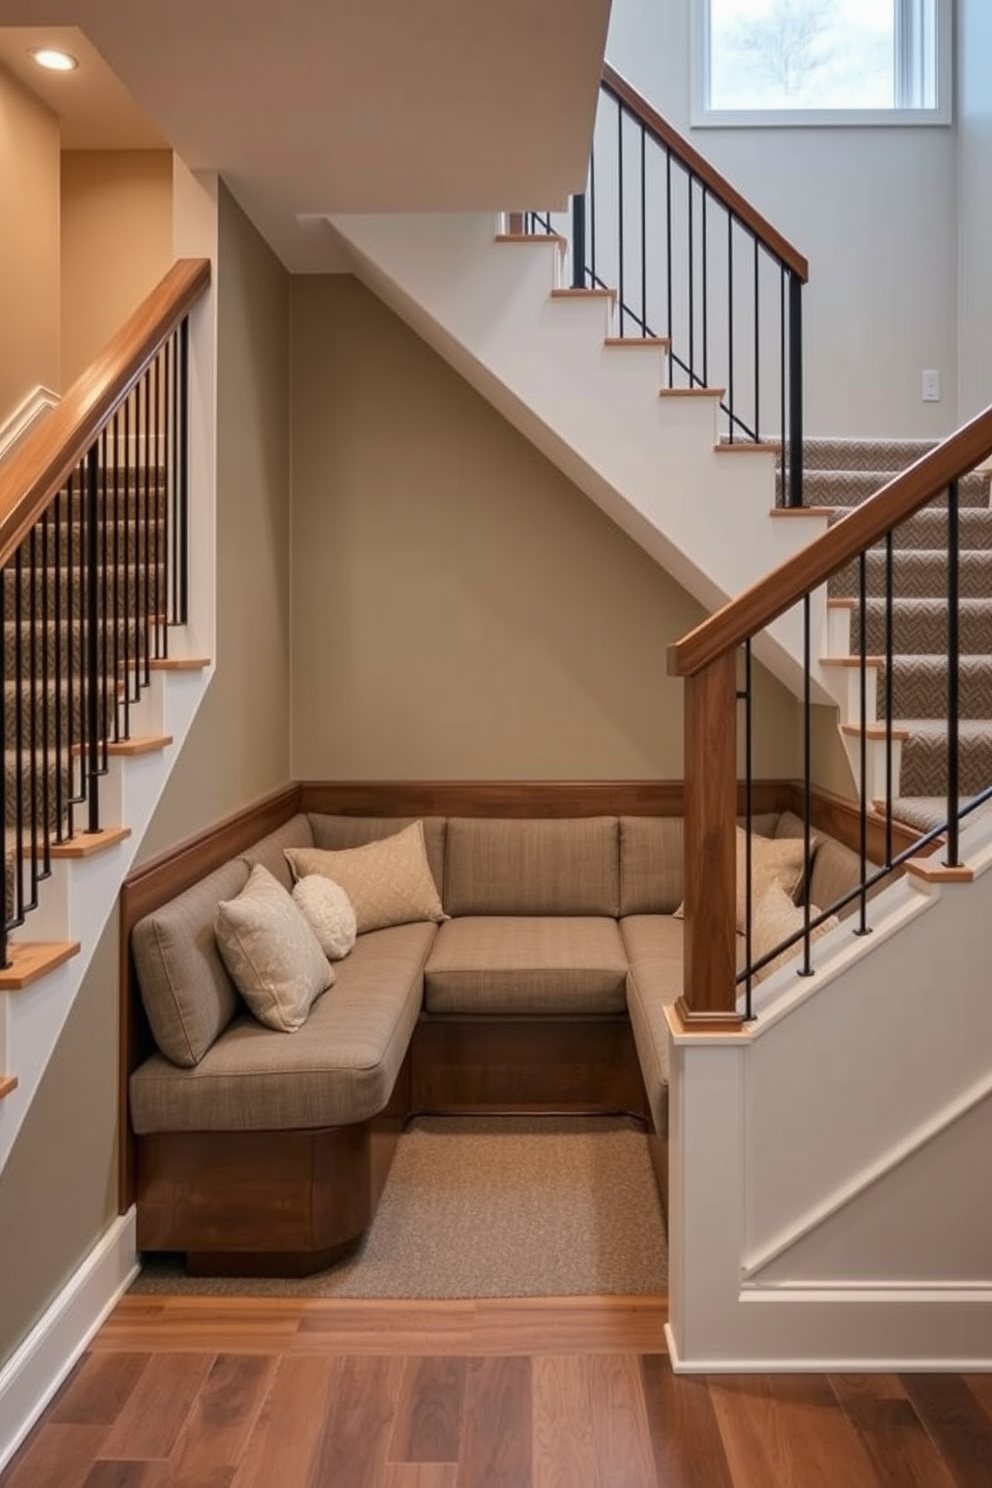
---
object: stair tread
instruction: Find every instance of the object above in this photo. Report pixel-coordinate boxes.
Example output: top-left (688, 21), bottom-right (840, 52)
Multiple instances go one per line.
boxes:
top-left (0, 940), bottom-right (81, 989)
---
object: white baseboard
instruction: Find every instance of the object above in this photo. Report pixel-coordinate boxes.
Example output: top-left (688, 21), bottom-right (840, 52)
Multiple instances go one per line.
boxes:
top-left (0, 386), bottom-right (59, 463)
top-left (0, 1209), bottom-right (138, 1473)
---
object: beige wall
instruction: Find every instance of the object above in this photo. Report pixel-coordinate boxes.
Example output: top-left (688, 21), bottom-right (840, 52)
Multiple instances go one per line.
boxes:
top-left (291, 274), bottom-right (799, 781)
top-left (0, 911), bottom-right (119, 1370)
top-left (139, 181), bottom-right (291, 860)
top-left (0, 64), bottom-right (60, 426)
top-left (60, 150), bottom-right (173, 387)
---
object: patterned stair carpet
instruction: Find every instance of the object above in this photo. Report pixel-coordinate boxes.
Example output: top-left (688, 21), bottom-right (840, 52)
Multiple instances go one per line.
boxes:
top-left (807, 438), bottom-right (992, 830)
top-left (130, 1116), bottom-right (669, 1300)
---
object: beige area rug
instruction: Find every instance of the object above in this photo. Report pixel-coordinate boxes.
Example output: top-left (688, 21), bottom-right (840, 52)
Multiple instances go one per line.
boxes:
top-left (131, 1116), bottom-right (668, 1299)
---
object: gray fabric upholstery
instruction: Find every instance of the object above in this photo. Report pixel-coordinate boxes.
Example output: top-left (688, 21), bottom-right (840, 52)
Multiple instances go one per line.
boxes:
top-left (621, 915), bottom-right (685, 1139)
top-left (308, 814), bottom-right (447, 899)
top-left (130, 921), bottom-right (437, 1132)
top-left (239, 813), bottom-right (315, 894)
top-left (424, 915), bottom-right (628, 1015)
top-left (443, 817), bottom-right (620, 917)
top-left (619, 817), bottom-right (684, 915)
top-left (131, 858), bottom-right (250, 1068)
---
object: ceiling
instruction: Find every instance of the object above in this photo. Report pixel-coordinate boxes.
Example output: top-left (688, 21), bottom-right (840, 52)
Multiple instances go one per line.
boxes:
top-left (0, 0), bottom-right (611, 271)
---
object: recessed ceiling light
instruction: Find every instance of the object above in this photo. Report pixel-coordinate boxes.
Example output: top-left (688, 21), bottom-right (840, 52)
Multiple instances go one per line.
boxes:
top-left (29, 48), bottom-right (78, 72)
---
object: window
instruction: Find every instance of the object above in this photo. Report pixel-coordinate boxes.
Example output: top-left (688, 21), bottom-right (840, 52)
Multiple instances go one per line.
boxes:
top-left (692, 0), bottom-right (951, 125)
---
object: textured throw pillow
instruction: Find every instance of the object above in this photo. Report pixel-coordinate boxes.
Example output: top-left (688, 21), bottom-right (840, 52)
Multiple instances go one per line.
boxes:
top-left (751, 881), bottom-right (839, 983)
top-left (292, 875), bottom-right (357, 960)
top-left (284, 820), bottom-right (447, 934)
top-left (214, 863), bottom-right (333, 1032)
top-left (674, 826), bottom-right (813, 930)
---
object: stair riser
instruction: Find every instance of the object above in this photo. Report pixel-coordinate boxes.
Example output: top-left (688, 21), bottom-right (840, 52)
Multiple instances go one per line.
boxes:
top-left (879, 663), bottom-right (992, 721)
top-left (899, 735), bottom-right (992, 798)
top-left (851, 602), bottom-right (992, 657)
top-left (831, 552), bottom-right (992, 602)
top-left (5, 620), bottom-right (159, 682)
top-left (4, 567), bottom-right (169, 623)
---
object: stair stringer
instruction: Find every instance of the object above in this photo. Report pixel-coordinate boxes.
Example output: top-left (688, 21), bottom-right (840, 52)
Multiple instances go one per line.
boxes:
top-left (667, 814), bottom-right (992, 1369)
top-left (326, 210), bottom-right (835, 704)
top-left (0, 660), bottom-right (214, 1175)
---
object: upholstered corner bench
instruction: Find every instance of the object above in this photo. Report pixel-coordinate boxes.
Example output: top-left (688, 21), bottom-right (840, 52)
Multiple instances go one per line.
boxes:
top-left (121, 786), bottom-right (876, 1276)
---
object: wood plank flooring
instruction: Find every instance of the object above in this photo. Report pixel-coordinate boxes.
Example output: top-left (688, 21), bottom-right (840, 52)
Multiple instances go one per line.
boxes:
top-left (4, 1294), bottom-right (992, 1488)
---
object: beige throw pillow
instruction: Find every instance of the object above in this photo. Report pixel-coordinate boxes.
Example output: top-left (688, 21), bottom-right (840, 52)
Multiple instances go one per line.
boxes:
top-left (675, 827), bottom-right (812, 930)
top-left (215, 863), bottom-right (333, 1032)
top-left (284, 820), bottom-right (447, 935)
top-left (751, 881), bottom-right (839, 982)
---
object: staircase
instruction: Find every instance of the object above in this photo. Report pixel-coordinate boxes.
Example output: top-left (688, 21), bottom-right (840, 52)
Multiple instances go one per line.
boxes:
top-left (811, 438), bottom-right (992, 827)
top-left (0, 259), bottom-right (213, 1172)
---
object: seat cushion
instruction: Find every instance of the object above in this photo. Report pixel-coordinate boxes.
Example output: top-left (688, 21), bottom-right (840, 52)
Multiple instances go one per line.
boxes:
top-left (424, 916), bottom-right (628, 1015)
top-left (443, 817), bottom-right (620, 917)
top-left (621, 915), bottom-right (685, 1139)
top-left (129, 921), bottom-right (437, 1133)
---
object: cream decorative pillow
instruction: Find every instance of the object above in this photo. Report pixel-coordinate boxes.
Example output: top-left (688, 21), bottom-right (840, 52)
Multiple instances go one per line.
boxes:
top-left (751, 881), bottom-right (839, 982)
top-left (284, 820), bottom-right (447, 935)
top-left (674, 826), bottom-right (813, 929)
top-left (215, 863), bottom-right (333, 1032)
top-left (292, 875), bottom-right (357, 960)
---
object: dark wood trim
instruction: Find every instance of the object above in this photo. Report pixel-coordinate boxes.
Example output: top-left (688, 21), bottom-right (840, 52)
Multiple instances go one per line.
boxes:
top-left (0, 259), bottom-right (211, 568)
top-left (601, 63), bottom-right (808, 282)
top-left (299, 779), bottom-right (791, 820)
top-left (118, 783), bottom-right (301, 1210)
top-left (410, 1016), bottom-right (650, 1119)
top-left (681, 658), bottom-right (738, 1016)
top-left (668, 403), bottom-right (992, 678)
top-left (801, 781), bottom-right (930, 863)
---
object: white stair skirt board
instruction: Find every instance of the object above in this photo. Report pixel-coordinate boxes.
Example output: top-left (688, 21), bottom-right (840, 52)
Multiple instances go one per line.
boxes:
top-left (666, 838), bottom-right (992, 1369)
top-left (327, 210), bottom-right (835, 704)
top-left (0, 660), bottom-right (213, 1175)
top-left (0, 1209), bottom-right (138, 1473)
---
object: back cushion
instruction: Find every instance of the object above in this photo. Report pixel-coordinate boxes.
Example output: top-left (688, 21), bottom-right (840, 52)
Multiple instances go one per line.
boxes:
top-left (132, 858), bottom-right (249, 1068)
top-left (308, 814), bottom-right (446, 898)
top-left (619, 817), bottom-right (683, 915)
top-left (774, 808), bottom-right (874, 918)
top-left (444, 817), bottom-right (619, 917)
top-left (239, 813), bottom-right (315, 893)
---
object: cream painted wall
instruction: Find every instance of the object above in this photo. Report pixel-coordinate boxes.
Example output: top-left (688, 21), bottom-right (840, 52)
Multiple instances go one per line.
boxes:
top-left (291, 274), bottom-right (798, 781)
top-left (0, 911), bottom-right (119, 1370)
top-left (0, 64), bottom-right (60, 425)
top-left (605, 0), bottom-right (959, 439)
top-left (958, 0), bottom-right (992, 421)
top-left (60, 150), bottom-right (173, 388)
top-left (138, 181), bottom-right (291, 861)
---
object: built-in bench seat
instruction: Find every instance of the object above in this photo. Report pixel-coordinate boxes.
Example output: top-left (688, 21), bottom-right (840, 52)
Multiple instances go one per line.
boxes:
top-left (121, 787), bottom-right (878, 1276)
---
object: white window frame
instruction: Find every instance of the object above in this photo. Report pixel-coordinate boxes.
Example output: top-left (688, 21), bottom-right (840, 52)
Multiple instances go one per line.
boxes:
top-left (691, 0), bottom-right (953, 128)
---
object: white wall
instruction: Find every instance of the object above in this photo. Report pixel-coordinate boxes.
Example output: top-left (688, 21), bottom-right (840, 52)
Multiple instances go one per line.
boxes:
top-left (606, 0), bottom-right (960, 439)
top-left (957, 0), bottom-right (992, 421)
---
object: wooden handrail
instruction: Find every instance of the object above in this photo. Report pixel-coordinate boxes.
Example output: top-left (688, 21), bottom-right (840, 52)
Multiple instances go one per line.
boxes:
top-left (600, 63), bottom-right (809, 283)
top-left (0, 258), bottom-right (211, 570)
top-left (668, 402), bottom-right (992, 678)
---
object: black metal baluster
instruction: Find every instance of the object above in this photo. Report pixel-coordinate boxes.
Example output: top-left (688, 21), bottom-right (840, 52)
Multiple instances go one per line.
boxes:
top-left (640, 127), bottom-right (647, 334)
top-left (142, 371), bottom-right (151, 685)
top-left (178, 319), bottom-right (190, 625)
top-left (787, 275), bottom-right (804, 507)
top-left (589, 148), bottom-right (597, 291)
top-left (701, 191), bottom-right (708, 387)
top-left (617, 103), bottom-right (625, 335)
top-left (857, 551), bottom-right (870, 933)
top-left (779, 269), bottom-right (786, 501)
top-left (85, 445), bottom-right (101, 833)
top-left (100, 427), bottom-right (110, 771)
top-left (0, 563), bottom-right (7, 964)
top-left (753, 237), bottom-right (760, 441)
top-left (13, 547), bottom-right (24, 921)
top-left (687, 172), bottom-right (695, 383)
top-left (53, 485), bottom-right (65, 839)
top-left (665, 152), bottom-right (673, 383)
top-left (946, 478), bottom-right (961, 866)
top-left (27, 525), bottom-right (39, 903)
top-left (152, 350), bottom-right (163, 659)
top-left (40, 512), bottom-right (51, 874)
top-left (885, 528), bottom-right (894, 866)
top-left (801, 593), bottom-right (813, 974)
top-left (122, 396), bottom-right (133, 736)
top-left (744, 640), bottom-right (753, 1018)
top-left (571, 193), bottom-right (586, 291)
top-left (727, 215), bottom-right (734, 439)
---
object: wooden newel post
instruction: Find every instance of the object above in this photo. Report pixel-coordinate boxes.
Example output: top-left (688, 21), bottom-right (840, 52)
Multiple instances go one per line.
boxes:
top-left (677, 652), bottom-right (741, 1026)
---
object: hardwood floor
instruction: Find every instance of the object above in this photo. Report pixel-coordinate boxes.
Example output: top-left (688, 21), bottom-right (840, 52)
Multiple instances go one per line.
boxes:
top-left (4, 1295), bottom-right (992, 1487)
